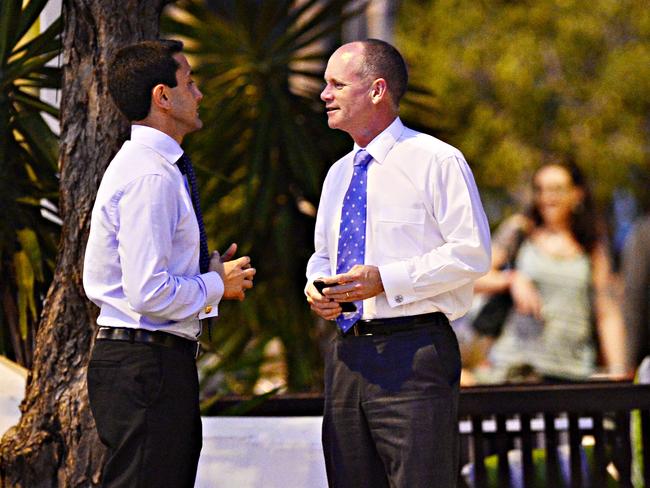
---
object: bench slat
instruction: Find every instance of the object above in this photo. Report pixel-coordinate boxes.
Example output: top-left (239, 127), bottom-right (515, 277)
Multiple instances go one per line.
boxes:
top-left (471, 415), bottom-right (487, 488)
top-left (591, 412), bottom-right (606, 487)
top-left (495, 414), bottom-right (510, 488)
top-left (568, 413), bottom-right (582, 488)
top-left (616, 411), bottom-right (633, 487)
top-left (543, 412), bottom-right (561, 487)
top-left (520, 413), bottom-right (534, 488)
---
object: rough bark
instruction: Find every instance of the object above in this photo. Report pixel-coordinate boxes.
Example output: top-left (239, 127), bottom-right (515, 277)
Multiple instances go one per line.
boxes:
top-left (0, 1), bottom-right (172, 486)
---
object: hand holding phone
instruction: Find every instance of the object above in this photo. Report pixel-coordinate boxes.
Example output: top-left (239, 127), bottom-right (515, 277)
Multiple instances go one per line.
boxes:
top-left (313, 279), bottom-right (357, 313)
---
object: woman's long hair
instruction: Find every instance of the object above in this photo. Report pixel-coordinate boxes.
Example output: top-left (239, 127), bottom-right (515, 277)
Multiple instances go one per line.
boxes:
top-left (527, 161), bottom-right (600, 253)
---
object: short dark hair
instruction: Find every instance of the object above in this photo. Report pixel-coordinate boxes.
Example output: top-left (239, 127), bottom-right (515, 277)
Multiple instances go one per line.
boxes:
top-left (108, 39), bottom-right (183, 121)
top-left (359, 39), bottom-right (408, 106)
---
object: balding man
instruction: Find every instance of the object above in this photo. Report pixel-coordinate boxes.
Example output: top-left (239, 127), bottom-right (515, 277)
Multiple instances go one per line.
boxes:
top-left (306, 39), bottom-right (491, 487)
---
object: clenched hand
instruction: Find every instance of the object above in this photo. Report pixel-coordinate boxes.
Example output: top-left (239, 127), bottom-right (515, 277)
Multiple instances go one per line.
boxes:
top-left (209, 244), bottom-right (256, 301)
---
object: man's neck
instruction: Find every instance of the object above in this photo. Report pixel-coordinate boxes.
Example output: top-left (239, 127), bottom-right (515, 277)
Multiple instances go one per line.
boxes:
top-left (134, 117), bottom-right (184, 145)
top-left (352, 113), bottom-right (397, 147)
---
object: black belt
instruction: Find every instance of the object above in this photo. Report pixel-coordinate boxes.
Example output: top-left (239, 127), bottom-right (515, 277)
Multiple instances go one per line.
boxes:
top-left (341, 312), bottom-right (448, 337)
top-left (96, 326), bottom-right (199, 358)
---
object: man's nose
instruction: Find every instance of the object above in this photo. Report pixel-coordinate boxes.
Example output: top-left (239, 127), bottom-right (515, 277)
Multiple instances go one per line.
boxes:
top-left (320, 85), bottom-right (331, 102)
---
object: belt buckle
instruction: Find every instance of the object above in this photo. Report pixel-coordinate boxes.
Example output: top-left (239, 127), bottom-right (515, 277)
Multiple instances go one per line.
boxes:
top-left (352, 323), bottom-right (374, 336)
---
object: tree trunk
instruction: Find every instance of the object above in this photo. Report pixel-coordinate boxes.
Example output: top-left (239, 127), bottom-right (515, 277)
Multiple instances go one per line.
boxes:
top-left (0, 1), bottom-right (171, 486)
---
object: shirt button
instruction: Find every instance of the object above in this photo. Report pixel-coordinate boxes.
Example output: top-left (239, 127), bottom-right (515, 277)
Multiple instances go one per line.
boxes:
top-left (395, 295), bottom-right (403, 304)
top-left (204, 305), bottom-right (213, 314)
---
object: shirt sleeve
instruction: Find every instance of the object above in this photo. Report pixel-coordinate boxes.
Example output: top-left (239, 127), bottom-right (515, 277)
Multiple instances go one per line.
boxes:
top-left (305, 170), bottom-right (336, 291)
top-left (116, 174), bottom-right (224, 321)
top-left (378, 155), bottom-right (492, 307)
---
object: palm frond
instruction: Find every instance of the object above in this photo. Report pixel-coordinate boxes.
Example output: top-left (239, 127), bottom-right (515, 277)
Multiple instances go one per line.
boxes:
top-left (164, 0), bottom-right (354, 393)
top-left (0, 1), bottom-right (61, 367)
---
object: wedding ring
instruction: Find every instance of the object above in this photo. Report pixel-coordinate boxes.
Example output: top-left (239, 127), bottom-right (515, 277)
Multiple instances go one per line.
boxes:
top-left (346, 292), bottom-right (350, 298)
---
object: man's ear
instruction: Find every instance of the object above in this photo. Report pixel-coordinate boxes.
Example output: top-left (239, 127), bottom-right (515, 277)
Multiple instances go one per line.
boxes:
top-left (370, 78), bottom-right (388, 105)
top-left (151, 84), bottom-right (170, 110)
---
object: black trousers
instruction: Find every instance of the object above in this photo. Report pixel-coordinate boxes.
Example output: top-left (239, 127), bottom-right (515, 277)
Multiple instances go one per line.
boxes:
top-left (322, 320), bottom-right (461, 488)
top-left (87, 339), bottom-right (202, 488)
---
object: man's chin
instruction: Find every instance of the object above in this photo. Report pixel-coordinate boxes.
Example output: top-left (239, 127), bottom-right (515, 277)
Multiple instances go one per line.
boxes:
top-left (326, 116), bottom-right (339, 129)
top-left (189, 119), bottom-right (203, 132)
top-left (327, 121), bottom-right (349, 134)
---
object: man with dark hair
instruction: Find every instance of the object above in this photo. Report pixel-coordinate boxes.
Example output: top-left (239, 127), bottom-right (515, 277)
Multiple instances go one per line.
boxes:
top-left (306, 39), bottom-right (491, 487)
top-left (84, 39), bottom-right (256, 487)
top-left (107, 39), bottom-right (183, 121)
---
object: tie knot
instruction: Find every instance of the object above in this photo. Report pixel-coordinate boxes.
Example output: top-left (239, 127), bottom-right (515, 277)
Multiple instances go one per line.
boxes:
top-left (353, 150), bottom-right (372, 168)
top-left (177, 153), bottom-right (190, 175)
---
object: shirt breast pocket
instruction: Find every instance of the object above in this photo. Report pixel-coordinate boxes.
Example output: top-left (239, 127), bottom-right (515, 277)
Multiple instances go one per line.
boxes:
top-left (374, 206), bottom-right (426, 259)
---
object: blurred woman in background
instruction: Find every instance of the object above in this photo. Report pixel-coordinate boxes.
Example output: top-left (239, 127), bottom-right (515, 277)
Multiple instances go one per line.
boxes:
top-left (475, 161), bottom-right (628, 382)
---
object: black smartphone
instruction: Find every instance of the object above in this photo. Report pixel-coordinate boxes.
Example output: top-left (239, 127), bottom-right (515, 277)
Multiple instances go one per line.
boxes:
top-left (313, 279), bottom-right (357, 312)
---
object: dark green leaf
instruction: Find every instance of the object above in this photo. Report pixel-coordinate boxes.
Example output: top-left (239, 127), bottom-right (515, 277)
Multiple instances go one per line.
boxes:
top-left (12, 89), bottom-right (60, 117)
top-left (11, 16), bottom-right (62, 61)
top-left (12, 0), bottom-right (52, 50)
top-left (0, 0), bottom-right (21, 63)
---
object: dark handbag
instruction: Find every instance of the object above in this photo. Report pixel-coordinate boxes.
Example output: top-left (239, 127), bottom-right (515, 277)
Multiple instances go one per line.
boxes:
top-left (470, 225), bottom-right (526, 337)
top-left (471, 292), bottom-right (513, 337)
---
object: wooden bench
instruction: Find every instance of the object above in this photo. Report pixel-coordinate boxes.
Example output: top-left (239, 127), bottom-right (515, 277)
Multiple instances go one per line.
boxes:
top-left (459, 382), bottom-right (650, 487)
top-left (208, 381), bottom-right (650, 487)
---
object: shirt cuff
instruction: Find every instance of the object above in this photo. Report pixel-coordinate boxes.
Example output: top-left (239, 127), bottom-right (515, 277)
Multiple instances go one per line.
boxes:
top-left (198, 271), bottom-right (224, 319)
top-left (305, 273), bottom-right (330, 295)
top-left (378, 261), bottom-right (417, 307)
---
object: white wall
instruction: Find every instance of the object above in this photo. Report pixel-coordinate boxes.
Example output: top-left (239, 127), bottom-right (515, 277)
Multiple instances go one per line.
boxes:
top-left (40, 0), bottom-right (63, 135)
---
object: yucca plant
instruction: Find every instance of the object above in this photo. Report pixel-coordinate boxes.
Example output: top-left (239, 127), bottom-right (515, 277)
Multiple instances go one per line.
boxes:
top-left (163, 0), bottom-right (364, 396)
top-left (0, 0), bottom-right (61, 367)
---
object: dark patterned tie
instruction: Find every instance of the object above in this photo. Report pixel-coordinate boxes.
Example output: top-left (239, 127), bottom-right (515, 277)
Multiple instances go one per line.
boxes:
top-left (177, 153), bottom-right (210, 274)
top-left (335, 149), bottom-right (373, 332)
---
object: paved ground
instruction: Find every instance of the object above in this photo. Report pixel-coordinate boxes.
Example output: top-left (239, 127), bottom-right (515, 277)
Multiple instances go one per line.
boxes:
top-left (0, 358), bottom-right (326, 487)
top-left (0, 356), bottom-right (27, 436)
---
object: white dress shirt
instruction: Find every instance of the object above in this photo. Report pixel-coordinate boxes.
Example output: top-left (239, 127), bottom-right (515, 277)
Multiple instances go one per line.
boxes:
top-left (83, 125), bottom-right (223, 340)
top-left (306, 117), bottom-right (491, 320)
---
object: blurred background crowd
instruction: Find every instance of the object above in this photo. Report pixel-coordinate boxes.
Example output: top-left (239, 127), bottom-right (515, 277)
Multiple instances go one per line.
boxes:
top-left (453, 160), bottom-right (645, 386)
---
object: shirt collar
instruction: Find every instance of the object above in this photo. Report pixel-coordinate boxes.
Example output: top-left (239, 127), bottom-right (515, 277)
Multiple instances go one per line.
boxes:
top-left (131, 125), bottom-right (184, 164)
top-left (352, 116), bottom-right (404, 165)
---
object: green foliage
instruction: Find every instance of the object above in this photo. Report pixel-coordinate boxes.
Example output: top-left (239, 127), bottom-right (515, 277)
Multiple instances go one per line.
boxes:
top-left (474, 445), bottom-right (618, 487)
top-left (163, 0), bottom-right (356, 393)
top-left (0, 0), bottom-right (61, 366)
top-left (397, 0), bottom-right (650, 205)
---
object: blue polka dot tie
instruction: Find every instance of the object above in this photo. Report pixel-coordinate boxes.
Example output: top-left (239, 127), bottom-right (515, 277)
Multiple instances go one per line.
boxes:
top-left (336, 149), bottom-right (373, 332)
top-left (177, 154), bottom-right (210, 274)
